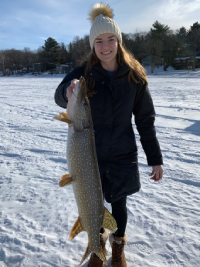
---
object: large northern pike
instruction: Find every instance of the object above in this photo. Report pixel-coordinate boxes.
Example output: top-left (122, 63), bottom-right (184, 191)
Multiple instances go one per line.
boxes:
top-left (54, 77), bottom-right (117, 265)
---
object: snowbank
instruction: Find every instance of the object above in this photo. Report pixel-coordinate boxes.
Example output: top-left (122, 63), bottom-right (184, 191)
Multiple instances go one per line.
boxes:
top-left (145, 65), bottom-right (200, 77)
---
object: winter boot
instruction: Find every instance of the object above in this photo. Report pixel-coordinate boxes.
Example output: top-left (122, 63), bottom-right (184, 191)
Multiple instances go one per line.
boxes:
top-left (88, 229), bottom-right (108, 267)
top-left (109, 232), bottom-right (128, 267)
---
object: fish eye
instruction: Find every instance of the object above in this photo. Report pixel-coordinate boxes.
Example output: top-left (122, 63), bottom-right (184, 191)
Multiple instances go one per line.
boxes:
top-left (82, 101), bottom-right (88, 108)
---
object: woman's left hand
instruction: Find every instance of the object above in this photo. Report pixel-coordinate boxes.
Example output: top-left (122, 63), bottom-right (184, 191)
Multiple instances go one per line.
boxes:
top-left (149, 165), bottom-right (163, 182)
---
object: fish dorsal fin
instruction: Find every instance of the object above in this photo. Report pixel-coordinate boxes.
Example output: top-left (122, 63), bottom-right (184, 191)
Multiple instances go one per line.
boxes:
top-left (69, 216), bottom-right (84, 240)
top-left (102, 207), bottom-right (117, 233)
top-left (53, 112), bottom-right (72, 124)
top-left (59, 174), bottom-right (73, 187)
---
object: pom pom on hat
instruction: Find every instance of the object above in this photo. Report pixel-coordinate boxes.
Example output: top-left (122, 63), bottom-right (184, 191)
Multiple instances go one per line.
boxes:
top-left (89, 3), bottom-right (122, 49)
top-left (88, 3), bottom-right (114, 23)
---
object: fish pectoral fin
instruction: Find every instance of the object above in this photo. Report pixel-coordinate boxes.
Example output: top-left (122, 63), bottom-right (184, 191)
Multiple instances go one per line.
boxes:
top-left (59, 174), bottom-right (73, 187)
top-left (79, 244), bottom-right (92, 266)
top-left (59, 112), bottom-right (70, 120)
top-left (102, 207), bottom-right (117, 233)
top-left (69, 216), bottom-right (84, 240)
top-left (96, 247), bottom-right (107, 265)
top-left (53, 113), bottom-right (72, 124)
top-left (61, 174), bottom-right (70, 180)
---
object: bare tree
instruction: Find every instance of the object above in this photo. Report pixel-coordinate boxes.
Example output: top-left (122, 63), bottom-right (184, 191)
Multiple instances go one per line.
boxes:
top-left (59, 43), bottom-right (69, 64)
top-left (0, 50), bottom-right (6, 75)
top-left (22, 47), bottom-right (35, 72)
top-left (70, 35), bottom-right (90, 66)
top-left (145, 39), bottom-right (163, 73)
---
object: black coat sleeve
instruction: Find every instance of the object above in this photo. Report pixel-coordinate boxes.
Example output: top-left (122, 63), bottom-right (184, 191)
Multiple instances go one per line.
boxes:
top-left (54, 66), bottom-right (85, 108)
top-left (133, 83), bottom-right (163, 166)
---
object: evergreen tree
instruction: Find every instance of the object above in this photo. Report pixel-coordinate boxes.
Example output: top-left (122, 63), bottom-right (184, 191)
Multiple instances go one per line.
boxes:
top-left (149, 21), bottom-right (170, 40)
top-left (41, 37), bottom-right (60, 70)
top-left (145, 21), bottom-right (170, 72)
top-left (190, 22), bottom-right (200, 32)
top-left (177, 27), bottom-right (188, 41)
top-left (188, 22), bottom-right (200, 56)
top-left (176, 27), bottom-right (188, 58)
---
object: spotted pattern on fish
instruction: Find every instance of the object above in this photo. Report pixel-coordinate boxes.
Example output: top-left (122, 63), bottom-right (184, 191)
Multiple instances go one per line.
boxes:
top-left (69, 127), bottom-right (104, 253)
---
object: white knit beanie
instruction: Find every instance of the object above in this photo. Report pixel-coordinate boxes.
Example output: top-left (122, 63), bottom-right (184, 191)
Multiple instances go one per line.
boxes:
top-left (89, 3), bottom-right (122, 49)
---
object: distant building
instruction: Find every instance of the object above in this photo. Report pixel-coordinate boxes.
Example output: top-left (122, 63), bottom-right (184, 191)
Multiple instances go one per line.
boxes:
top-left (32, 63), bottom-right (42, 73)
top-left (142, 56), bottom-right (151, 66)
top-left (173, 56), bottom-right (200, 69)
top-left (56, 63), bottom-right (73, 74)
top-left (196, 56), bottom-right (200, 67)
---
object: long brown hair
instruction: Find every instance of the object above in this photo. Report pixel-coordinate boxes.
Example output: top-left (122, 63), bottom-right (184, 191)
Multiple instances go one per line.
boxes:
top-left (84, 42), bottom-right (148, 96)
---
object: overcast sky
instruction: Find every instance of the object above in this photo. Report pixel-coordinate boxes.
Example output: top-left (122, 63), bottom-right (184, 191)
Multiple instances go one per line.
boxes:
top-left (0, 0), bottom-right (200, 50)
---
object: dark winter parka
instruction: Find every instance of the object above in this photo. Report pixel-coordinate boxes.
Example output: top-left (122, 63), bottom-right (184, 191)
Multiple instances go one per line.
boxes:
top-left (54, 62), bottom-right (163, 203)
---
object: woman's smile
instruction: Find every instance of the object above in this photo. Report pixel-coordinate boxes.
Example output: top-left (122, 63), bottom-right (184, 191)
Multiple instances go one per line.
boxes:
top-left (101, 51), bottom-right (112, 55)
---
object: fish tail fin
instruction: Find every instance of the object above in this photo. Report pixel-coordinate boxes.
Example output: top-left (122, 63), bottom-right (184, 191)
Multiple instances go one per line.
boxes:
top-left (102, 207), bottom-right (117, 233)
top-left (96, 246), bottom-right (107, 264)
top-left (79, 245), bottom-right (107, 266)
top-left (79, 244), bottom-right (92, 266)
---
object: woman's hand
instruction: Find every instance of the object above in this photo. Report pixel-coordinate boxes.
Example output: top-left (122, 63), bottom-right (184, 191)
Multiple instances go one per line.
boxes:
top-left (149, 165), bottom-right (163, 182)
top-left (66, 79), bottom-right (79, 99)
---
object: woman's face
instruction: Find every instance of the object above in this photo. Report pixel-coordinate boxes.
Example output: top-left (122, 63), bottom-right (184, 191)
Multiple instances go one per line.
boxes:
top-left (93, 33), bottom-right (118, 68)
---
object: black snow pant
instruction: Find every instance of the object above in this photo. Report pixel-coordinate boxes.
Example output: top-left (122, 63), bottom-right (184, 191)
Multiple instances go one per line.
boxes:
top-left (111, 196), bottom-right (127, 237)
top-left (100, 196), bottom-right (127, 237)
top-left (99, 161), bottom-right (128, 237)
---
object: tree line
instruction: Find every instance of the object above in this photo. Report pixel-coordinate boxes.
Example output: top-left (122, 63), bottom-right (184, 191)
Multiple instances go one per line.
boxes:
top-left (0, 21), bottom-right (200, 75)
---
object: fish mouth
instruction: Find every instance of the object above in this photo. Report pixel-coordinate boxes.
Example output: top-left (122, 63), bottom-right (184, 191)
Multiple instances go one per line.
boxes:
top-left (77, 76), bottom-right (87, 103)
top-left (79, 76), bottom-right (85, 86)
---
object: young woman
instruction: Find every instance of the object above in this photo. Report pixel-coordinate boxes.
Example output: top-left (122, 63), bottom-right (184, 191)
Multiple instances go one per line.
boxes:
top-left (54, 3), bottom-right (163, 267)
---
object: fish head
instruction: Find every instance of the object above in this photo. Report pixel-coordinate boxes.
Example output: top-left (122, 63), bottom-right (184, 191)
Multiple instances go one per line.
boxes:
top-left (67, 77), bottom-right (91, 130)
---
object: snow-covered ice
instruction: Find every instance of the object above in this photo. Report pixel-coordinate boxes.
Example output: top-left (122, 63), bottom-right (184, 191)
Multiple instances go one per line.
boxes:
top-left (0, 69), bottom-right (200, 267)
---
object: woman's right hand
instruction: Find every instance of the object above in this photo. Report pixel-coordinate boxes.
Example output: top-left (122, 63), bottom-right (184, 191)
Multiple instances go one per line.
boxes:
top-left (66, 79), bottom-right (79, 99)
